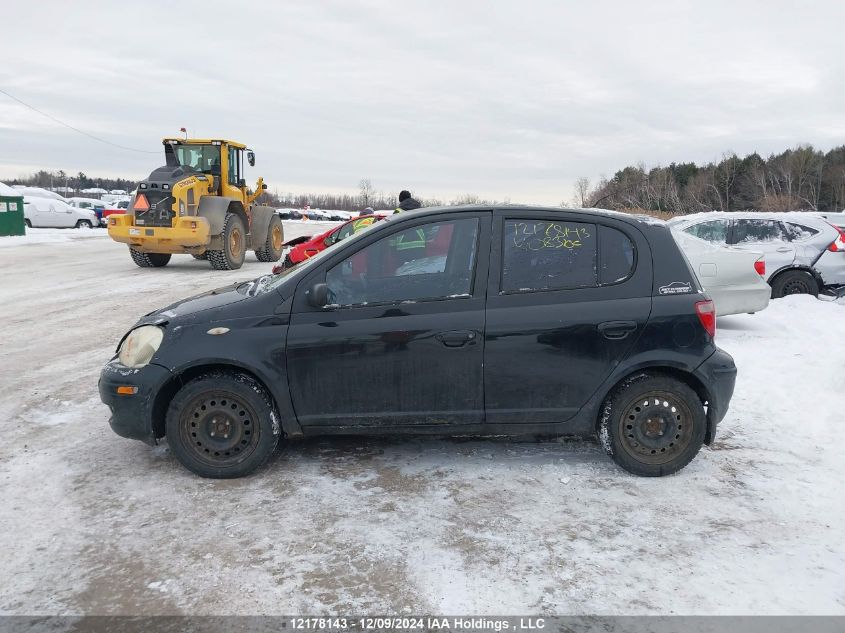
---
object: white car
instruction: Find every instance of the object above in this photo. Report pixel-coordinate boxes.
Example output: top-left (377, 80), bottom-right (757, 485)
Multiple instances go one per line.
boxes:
top-left (672, 230), bottom-right (770, 316)
top-left (23, 196), bottom-right (99, 229)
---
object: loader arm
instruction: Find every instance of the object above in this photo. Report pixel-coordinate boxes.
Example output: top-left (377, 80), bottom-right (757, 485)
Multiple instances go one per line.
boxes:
top-left (247, 176), bottom-right (265, 206)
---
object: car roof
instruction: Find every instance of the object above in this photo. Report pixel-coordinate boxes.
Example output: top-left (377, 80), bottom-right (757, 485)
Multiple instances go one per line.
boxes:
top-left (394, 204), bottom-right (666, 227)
top-left (668, 210), bottom-right (831, 226)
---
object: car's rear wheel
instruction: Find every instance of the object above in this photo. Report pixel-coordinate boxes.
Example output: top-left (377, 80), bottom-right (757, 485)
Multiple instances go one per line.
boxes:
top-left (599, 373), bottom-right (706, 477)
top-left (24, 219), bottom-right (32, 228)
top-left (770, 270), bottom-right (819, 298)
top-left (165, 372), bottom-right (280, 478)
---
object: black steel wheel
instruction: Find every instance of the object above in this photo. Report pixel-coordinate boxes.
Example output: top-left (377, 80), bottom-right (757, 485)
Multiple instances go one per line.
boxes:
top-left (165, 372), bottom-right (280, 478)
top-left (770, 270), bottom-right (818, 298)
top-left (599, 373), bottom-right (706, 476)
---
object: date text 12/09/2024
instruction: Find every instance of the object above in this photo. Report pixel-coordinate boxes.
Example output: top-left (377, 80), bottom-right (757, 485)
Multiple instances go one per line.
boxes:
top-left (291, 618), bottom-right (547, 631)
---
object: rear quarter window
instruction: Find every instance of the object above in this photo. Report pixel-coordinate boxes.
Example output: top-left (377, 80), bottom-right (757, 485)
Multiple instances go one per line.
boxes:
top-left (781, 222), bottom-right (819, 241)
top-left (598, 225), bottom-right (636, 284)
top-left (683, 219), bottom-right (729, 243)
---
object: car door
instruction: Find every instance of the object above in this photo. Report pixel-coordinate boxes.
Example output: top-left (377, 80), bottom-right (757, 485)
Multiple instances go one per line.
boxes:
top-left (54, 202), bottom-right (76, 227)
top-left (286, 211), bottom-right (490, 429)
top-left (484, 211), bottom-right (653, 425)
top-left (728, 219), bottom-right (795, 275)
top-left (33, 200), bottom-right (58, 227)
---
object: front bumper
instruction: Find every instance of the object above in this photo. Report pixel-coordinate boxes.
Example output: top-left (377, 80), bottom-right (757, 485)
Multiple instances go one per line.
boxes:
top-left (98, 360), bottom-right (174, 445)
top-left (694, 347), bottom-right (737, 443)
top-left (107, 214), bottom-right (211, 253)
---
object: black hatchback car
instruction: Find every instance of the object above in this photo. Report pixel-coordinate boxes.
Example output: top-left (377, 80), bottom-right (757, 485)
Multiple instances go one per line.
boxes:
top-left (100, 206), bottom-right (737, 478)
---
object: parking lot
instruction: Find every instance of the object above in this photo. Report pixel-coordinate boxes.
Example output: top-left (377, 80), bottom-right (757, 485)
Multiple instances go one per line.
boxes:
top-left (0, 224), bottom-right (843, 615)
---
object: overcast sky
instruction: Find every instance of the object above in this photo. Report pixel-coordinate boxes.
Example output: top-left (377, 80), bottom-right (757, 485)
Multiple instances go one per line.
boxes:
top-left (2, 0), bottom-right (844, 205)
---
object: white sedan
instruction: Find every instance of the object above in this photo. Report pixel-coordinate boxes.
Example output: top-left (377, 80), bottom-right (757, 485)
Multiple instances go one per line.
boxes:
top-left (672, 230), bottom-right (770, 316)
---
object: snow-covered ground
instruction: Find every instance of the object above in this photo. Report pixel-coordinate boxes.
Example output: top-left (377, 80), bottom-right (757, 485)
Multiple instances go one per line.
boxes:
top-left (0, 225), bottom-right (843, 615)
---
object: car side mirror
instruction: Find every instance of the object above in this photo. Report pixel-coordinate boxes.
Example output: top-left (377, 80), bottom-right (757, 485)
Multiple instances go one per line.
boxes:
top-left (247, 151), bottom-right (255, 167)
top-left (307, 282), bottom-right (329, 309)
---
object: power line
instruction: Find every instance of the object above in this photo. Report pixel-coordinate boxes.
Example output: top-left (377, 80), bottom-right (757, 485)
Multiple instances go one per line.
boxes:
top-left (0, 87), bottom-right (159, 154)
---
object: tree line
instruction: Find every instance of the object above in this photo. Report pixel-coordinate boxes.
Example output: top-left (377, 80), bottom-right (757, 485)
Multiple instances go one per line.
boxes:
top-left (6, 170), bottom-right (137, 194)
top-left (578, 144), bottom-right (845, 214)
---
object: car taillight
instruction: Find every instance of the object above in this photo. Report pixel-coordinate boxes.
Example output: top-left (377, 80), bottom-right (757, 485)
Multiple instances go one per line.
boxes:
top-left (754, 258), bottom-right (765, 276)
top-left (827, 225), bottom-right (845, 252)
top-left (695, 300), bottom-right (716, 338)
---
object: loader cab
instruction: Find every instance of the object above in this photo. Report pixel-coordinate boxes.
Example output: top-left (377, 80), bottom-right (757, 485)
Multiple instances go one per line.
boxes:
top-left (165, 139), bottom-right (252, 203)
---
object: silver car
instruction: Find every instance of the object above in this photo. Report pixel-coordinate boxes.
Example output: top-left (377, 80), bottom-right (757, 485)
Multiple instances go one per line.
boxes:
top-left (667, 212), bottom-right (845, 298)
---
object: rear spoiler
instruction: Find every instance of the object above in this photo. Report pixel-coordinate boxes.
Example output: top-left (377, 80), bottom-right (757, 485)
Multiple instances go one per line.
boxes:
top-left (283, 235), bottom-right (311, 247)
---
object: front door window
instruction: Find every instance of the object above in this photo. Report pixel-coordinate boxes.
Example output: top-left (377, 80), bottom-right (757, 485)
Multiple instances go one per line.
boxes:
top-left (325, 217), bottom-right (479, 306)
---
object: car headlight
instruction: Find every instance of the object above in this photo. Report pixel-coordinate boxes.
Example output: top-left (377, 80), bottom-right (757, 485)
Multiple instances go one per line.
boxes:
top-left (118, 325), bottom-right (164, 368)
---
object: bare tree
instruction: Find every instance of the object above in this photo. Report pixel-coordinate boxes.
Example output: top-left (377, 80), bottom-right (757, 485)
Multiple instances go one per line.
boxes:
top-left (358, 178), bottom-right (374, 207)
top-left (572, 176), bottom-right (591, 207)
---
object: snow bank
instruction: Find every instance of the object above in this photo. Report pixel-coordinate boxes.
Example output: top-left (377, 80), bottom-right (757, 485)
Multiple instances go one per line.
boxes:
top-left (0, 227), bottom-right (107, 247)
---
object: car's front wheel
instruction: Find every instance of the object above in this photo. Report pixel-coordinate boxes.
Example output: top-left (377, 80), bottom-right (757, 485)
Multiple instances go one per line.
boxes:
top-left (599, 373), bottom-right (706, 477)
top-left (165, 372), bottom-right (280, 478)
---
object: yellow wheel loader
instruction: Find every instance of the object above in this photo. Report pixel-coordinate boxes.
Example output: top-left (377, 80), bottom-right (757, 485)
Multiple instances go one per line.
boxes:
top-left (108, 138), bottom-right (284, 270)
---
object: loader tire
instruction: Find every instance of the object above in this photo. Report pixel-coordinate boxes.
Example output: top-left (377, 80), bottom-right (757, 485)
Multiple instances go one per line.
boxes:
top-left (130, 248), bottom-right (171, 268)
top-left (208, 213), bottom-right (246, 270)
top-left (254, 215), bottom-right (284, 262)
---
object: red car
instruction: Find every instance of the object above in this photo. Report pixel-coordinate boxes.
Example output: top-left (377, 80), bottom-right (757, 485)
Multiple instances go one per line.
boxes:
top-left (273, 214), bottom-right (386, 273)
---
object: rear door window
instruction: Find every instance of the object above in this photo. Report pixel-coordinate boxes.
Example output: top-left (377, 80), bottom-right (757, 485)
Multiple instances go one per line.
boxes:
top-left (502, 220), bottom-right (597, 292)
top-left (731, 219), bottom-right (784, 244)
top-left (683, 220), bottom-right (729, 243)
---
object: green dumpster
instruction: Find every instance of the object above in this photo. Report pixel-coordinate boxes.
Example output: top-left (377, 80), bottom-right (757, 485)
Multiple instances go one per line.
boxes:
top-left (0, 192), bottom-right (26, 236)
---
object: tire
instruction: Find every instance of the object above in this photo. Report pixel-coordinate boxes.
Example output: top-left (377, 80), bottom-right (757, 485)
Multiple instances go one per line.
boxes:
top-left (76, 220), bottom-right (94, 229)
top-left (165, 372), bottom-right (281, 478)
top-left (255, 215), bottom-right (284, 262)
top-left (192, 252), bottom-right (208, 260)
top-left (129, 248), bottom-right (171, 268)
top-left (24, 219), bottom-right (32, 228)
top-left (770, 270), bottom-right (819, 298)
top-left (208, 213), bottom-right (246, 270)
top-left (598, 373), bottom-right (706, 477)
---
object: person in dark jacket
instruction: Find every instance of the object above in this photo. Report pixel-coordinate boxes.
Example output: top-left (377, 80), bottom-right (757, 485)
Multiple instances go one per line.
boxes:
top-left (394, 190), bottom-right (421, 213)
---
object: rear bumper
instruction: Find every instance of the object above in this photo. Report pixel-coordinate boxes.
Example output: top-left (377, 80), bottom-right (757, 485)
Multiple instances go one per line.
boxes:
top-left (107, 215), bottom-right (211, 253)
top-left (98, 360), bottom-right (174, 445)
top-left (710, 284), bottom-right (770, 316)
top-left (815, 251), bottom-right (845, 287)
top-left (694, 347), bottom-right (737, 443)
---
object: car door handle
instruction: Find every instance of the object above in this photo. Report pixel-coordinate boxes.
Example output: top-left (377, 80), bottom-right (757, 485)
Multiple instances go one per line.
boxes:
top-left (776, 247), bottom-right (792, 253)
top-left (436, 330), bottom-right (477, 347)
top-left (598, 321), bottom-right (637, 340)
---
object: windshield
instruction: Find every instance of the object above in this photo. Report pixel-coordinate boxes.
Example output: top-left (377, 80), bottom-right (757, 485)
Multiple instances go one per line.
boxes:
top-left (257, 216), bottom-right (394, 294)
top-left (174, 144), bottom-right (221, 174)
